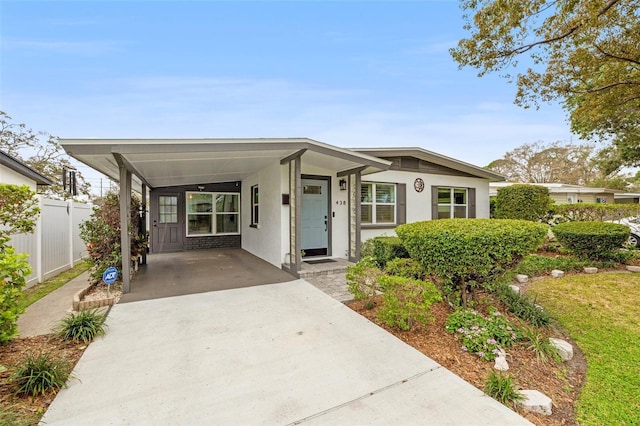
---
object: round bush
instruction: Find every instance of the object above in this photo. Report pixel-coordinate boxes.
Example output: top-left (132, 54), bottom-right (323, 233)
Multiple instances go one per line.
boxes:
top-left (396, 219), bottom-right (548, 303)
top-left (552, 221), bottom-right (629, 260)
top-left (495, 184), bottom-right (551, 222)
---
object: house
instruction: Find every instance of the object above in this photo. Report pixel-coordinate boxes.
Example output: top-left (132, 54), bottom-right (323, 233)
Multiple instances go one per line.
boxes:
top-left (0, 150), bottom-right (53, 189)
top-left (489, 182), bottom-right (623, 205)
top-left (60, 138), bottom-right (504, 292)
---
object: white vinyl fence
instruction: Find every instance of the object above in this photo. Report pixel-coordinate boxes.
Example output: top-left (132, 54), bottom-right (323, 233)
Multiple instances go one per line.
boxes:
top-left (8, 197), bottom-right (93, 287)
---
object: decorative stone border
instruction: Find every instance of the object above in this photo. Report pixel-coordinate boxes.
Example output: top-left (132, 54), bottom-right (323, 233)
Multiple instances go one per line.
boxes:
top-left (73, 284), bottom-right (117, 311)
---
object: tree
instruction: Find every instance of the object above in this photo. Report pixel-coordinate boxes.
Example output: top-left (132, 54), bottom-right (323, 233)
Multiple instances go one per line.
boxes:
top-left (451, 1), bottom-right (640, 172)
top-left (486, 141), bottom-right (623, 186)
top-left (0, 111), bottom-right (91, 199)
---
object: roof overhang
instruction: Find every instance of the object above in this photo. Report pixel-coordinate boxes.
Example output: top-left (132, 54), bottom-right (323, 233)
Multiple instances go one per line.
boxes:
top-left (354, 147), bottom-right (505, 182)
top-left (60, 138), bottom-right (391, 189)
top-left (0, 150), bottom-right (53, 185)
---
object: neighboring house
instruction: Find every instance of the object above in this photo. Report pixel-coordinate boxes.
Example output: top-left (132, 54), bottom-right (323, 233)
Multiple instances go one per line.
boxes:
top-left (0, 150), bottom-right (53, 189)
top-left (60, 138), bottom-right (504, 292)
top-left (489, 182), bottom-right (623, 205)
top-left (613, 193), bottom-right (640, 204)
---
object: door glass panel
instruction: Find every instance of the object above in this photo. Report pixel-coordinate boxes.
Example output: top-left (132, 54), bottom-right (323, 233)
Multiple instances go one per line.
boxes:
top-left (158, 195), bottom-right (178, 224)
top-left (303, 185), bottom-right (322, 195)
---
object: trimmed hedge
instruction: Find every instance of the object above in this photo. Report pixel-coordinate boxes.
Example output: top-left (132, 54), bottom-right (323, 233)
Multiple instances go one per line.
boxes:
top-left (495, 184), bottom-right (551, 222)
top-left (396, 219), bottom-right (548, 304)
top-left (385, 258), bottom-right (425, 280)
top-left (553, 221), bottom-right (629, 260)
top-left (372, 236), bottom-right (409, 268)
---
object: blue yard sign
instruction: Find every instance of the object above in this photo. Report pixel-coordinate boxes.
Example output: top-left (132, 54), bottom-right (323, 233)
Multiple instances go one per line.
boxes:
top-left (102, 266), bottom-right (118, 286)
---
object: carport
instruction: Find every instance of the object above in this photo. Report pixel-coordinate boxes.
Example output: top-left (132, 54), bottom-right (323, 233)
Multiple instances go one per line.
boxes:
top-left (119, 248), bottom-right (294, 303)
top-left (61, 138), bottom-right (390, 293)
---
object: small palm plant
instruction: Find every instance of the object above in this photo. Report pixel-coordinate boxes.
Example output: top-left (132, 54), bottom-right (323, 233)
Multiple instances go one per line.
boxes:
top-left (55, 308), bottom-right (107, 343)
top-left (11, 352), bottom-right (71, 396)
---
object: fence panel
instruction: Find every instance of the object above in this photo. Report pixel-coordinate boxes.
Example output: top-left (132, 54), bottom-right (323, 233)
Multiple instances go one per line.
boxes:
top-left (8, 196), bottom-right (92, 287)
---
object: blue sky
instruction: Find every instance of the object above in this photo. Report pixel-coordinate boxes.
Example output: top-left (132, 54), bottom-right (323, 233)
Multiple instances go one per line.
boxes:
top-left (1, 0), bottom-right (576, 182)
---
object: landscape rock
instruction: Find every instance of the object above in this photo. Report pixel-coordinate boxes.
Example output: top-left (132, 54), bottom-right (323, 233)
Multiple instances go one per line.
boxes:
top-left (493, 350), bottom-right (509, 371)
top-left (551, 269), bottom-right (565, 278)
top-left (549, 338), bottom-right (573, 361)
top-left (508, 285), bottom-right (520, 294)
top-left (626, 265), bottom-right (640, 273)
top-left (515, 274), bottom-right (529, 284)
top-left (583, 267), bottom-right (598, 274)
top-left (518, 390), bottom-right (552, 416)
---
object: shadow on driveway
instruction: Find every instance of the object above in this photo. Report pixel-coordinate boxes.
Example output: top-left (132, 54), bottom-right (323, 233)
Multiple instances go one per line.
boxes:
top-left (120, 249), bottom-right (294, 303)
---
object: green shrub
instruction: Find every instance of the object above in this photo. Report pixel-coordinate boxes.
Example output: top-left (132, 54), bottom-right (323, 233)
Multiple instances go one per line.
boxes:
top-left (0, 247), bottom-right (31, 345)
top-left (360, 238), bottom-right (376, 257)
top-left (553, 221), bottom-right (629, 260)
top-left (397, 219), bottom-right (547, 305)
top-left (495, 283), bottom-right (550, 326)
top-left (372, 236), bottom-right (409, 268)
top-left (376, 275), bottom-right (442, 331)
top-left (80, 192), bottom-right (147, 285)
top-left (520, 325), bottom-right (561, 364)
top-left (495, 184), bottom-right (551, 222)
top-left (445, 308), bottom-right (520, 360)
top-left (385, 258), bottom-right (425, 280)
top-left (0, 184), bottom-right (39, 345)
top-left (55, 309), bottom-right (107, 343)
top-left (485, 371), bottom-right (524, 406)
top-left (346, 257), bottom-right (383, 302)
top-left (551, 203), bottom-right (640, 222)
top-left (10, 352), bottom-right (71, 396)
top-left (515, 254), bottom-right (588, 276)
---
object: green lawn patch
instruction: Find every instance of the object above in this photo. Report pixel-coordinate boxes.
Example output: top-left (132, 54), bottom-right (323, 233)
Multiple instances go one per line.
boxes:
top-left (528, 273), bottom-right (640, 425)
top-left (18, 261), bottom-right (90, 311)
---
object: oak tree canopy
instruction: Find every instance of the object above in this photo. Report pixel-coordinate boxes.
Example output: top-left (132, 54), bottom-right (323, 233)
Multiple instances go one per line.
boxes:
top-left (451, 0), bottom-right (640, 172)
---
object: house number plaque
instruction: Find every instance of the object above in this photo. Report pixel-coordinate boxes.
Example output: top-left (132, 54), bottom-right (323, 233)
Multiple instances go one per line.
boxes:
top-left (414, 178), bottom-right (425, 193)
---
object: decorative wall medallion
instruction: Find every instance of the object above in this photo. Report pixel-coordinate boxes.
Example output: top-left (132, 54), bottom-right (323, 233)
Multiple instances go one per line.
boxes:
top-left (414, 178), bottom-right (425, 193)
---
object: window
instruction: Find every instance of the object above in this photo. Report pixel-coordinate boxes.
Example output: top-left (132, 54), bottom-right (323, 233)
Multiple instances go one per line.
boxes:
top-left (251, 185), bottom-right (259, 226)
top-left (361, 183), bottom-right (396, 224)
top-left (186, 192), bottom-right (239, 236)
top-left (158, 195), bottom-right (178, 224)
top-left (437, 187), bottom-right (468, 219)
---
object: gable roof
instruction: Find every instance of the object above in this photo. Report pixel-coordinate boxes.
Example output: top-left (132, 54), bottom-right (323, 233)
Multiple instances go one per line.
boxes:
top-left (0, 150), bottom-right (53, 185)
top-left (354, 147), bottom-right (505, 182)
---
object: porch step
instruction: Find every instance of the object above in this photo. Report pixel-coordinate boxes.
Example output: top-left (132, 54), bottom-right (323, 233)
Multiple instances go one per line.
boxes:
top-left (287, 258), bottom-right (353, 278)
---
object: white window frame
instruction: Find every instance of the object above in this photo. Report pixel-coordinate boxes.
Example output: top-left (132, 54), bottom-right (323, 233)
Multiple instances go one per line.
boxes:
top-left (361, 182), bottom-right (397, 225)
top-left (251, 185), bottom-right (259, 227)
top-left (186, 191), bottom-right (240, 237)
top-left (437, 187), bottom-right (468, 219)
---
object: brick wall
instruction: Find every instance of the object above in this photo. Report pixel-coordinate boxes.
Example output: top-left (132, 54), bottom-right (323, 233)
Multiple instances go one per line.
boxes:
top-left (184, 235), bottom-right (241, 250)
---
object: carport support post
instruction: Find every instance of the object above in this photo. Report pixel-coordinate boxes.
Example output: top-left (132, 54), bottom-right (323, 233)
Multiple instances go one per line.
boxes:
top-left (289, 156), bottom-right (302, 274)
top-left (347, 172), bottom-right (361, 263)
top-left (119, 165), bottom-right (132, 293)
top-left (141, 183), bottom-right (147, 266)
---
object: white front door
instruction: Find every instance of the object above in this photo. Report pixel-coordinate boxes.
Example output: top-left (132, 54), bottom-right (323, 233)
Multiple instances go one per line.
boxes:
top-left (301, 178), bottom-right (329, 257)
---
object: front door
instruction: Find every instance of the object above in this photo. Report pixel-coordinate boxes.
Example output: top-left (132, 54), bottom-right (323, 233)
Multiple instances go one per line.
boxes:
top-left (152, 193), bottom-right (184, 252)
top-left (301, 178), bottom-right (329, 257)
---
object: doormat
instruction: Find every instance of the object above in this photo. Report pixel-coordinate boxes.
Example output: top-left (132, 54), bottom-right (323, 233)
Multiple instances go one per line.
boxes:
top-left (304, 259), bottom-right (337, 265)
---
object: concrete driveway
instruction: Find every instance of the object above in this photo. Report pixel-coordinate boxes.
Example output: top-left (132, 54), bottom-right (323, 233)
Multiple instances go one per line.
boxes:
top-left (42, 280), bottom-right (531, 425)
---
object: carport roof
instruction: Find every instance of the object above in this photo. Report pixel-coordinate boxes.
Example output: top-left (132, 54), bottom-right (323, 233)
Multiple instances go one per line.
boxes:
top-left (60, 138), bottom-right (391, 189)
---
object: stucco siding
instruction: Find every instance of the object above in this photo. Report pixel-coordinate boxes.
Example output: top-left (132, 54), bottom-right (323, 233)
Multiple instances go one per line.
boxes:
top-left (241, 161), bottom-right (283, 267)
top-left (0, 165), bottom-right (37, 190)
top-left (361, 170), bottom-right (491, 242)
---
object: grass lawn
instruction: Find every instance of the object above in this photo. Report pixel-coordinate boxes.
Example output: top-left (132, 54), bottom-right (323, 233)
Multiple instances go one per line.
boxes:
top-left (18, 261), bottom-right (90, 311)
top-left (529, 272), bottom-right (640, 425)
